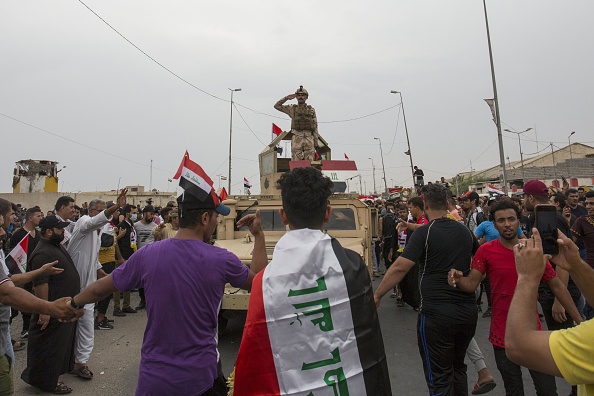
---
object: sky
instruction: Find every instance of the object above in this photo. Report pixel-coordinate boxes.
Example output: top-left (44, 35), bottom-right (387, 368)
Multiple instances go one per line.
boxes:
top-left (2, 1), bottom-right (593, 195)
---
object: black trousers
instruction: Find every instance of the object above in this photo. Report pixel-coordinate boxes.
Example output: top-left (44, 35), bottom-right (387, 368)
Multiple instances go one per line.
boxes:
top-left (97, 262), bottom-right (116, 315)
top-left (493, 346), bottom-right (557, 396)
top-left (199, 360), bottom-right (228, 396)
top-left (417, 313), bottom-right (476, 396)
top-left (538, 286), bottom-right (581, 331)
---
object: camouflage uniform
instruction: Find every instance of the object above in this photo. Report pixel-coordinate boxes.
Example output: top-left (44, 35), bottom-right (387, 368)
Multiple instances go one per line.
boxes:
top-left (274, 93), bottom-right (318, 161)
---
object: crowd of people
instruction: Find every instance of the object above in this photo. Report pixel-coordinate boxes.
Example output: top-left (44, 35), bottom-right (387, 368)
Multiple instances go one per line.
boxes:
top-left (371, 181), bottom-right (593, 396)
top-left (0, 170), bottom-right (593, 395)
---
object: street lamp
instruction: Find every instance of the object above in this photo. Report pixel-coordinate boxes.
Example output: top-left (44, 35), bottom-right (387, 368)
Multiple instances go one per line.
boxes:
top-left (568, 131), bottom-right (576, 161)
top-left (503, 127), bottom-right (532, 184)
top-left (482, 0), bottom-right (508, 194)
top-left (390, 90), bottom-right (415, 187)
top-left (368, 157), bottom-right (376, 194)
top-left (228, 88), bottom-right (242, 193)
top-left (374, 137), bottom-right (388, 193)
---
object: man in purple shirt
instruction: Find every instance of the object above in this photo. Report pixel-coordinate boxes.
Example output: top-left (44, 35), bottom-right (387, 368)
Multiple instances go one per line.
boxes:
top-left (70, 190), bottom-right (268, 395)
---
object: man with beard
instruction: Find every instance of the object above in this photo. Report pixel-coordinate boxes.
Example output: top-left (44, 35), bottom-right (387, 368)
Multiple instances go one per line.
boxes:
top-left (375, 184), bottom-right (477, 396)
top-left (21, 216), bottom-right (80, 394)
top-left (449, 200), bottom-right (582, 396)
top-left (274, 86), bottom-right (318, 161)
top-left (54, 196), bottom-right (76, 248)
top-left (67, 189), bottom-right (127, 380)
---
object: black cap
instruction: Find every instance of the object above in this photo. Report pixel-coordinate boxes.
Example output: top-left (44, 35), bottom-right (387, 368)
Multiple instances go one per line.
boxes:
top-left (177, 191), bottom-right (230, 216)
top-left (39, 215), bottom-right (70, 231)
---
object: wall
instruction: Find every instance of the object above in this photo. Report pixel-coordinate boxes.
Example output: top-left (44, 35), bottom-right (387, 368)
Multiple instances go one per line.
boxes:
top-left (0, 191), bottom-right (176, 213)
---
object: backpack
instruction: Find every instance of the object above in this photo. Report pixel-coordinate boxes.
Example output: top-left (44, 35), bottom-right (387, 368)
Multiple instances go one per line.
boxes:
top-left (382, 212), bottom-right (397, 238)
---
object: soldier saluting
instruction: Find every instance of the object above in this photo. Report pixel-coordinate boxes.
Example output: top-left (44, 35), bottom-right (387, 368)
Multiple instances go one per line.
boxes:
top-left (274, 85), bottom-right (319, 161)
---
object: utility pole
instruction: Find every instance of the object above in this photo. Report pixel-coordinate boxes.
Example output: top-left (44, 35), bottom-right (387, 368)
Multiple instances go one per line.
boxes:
top-left (374, 138), bottom-right (388, 193)
top-left (482, 0), bottom-right (508, 194)
top-left (369, 158), bottom-right (377, 194)
top-left (550, 143), bottom-right (557, 181)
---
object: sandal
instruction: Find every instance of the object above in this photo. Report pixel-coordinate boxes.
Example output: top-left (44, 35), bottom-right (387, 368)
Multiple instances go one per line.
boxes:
top-left (13, 341), bottom-right (26, 352)
top-left (396, 297), bottom-right (404, 307)
top-left (52, 381), bottom-right (72, 394)
top-left (72, 365), bottom-right (93, 379)
top-left (472, 380), bottom-right (496, 395)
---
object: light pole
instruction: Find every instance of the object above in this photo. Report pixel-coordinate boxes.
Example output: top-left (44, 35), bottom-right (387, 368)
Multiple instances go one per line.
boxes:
top-left (368, 157), bottom-right (376, 194)
top-left (228, 88), bottom-right (242, 193)
top-left (482, 0), bottom-right (508, 194)
top-left (568, 131), bottom-right (575, 178)
top-left (374, 137), bottom-right (388, 193)
top-left (568, 131), bottom-right (575, 161)
top-left (390, 91), bottom-right (415, 187)
top-left (503, 127), bottom-right (532, 184)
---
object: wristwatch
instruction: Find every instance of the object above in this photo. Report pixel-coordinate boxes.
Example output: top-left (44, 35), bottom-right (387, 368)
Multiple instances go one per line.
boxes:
top-left (70, 297), bottom-right (83, 309)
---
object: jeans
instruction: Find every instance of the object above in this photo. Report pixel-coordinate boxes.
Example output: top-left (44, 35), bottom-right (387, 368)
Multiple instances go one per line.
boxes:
top-left (372, 240), bottom-right (379, 273)
top-left (493, 346), bottom-right (557, 396)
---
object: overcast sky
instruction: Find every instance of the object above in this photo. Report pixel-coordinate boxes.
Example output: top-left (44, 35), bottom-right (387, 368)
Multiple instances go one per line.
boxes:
top-left (2, 1), bottom-right (593, 195)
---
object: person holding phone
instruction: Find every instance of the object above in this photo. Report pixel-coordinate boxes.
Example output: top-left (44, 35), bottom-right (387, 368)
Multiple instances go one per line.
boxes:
top-left (449, 199), bottom-right (582, 396)
top-left (506, 229), bottom-right (594, 396)
top-left (522, 180), bottom-right (581, 328)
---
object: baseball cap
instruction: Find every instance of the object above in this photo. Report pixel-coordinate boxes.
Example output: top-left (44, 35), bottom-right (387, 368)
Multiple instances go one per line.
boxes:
top-left (523, 180), bottom-right (548, 197)
top-left (39, 215), bottom-right (70, 231)
top-left (177, 190), bottom-right (230, 216)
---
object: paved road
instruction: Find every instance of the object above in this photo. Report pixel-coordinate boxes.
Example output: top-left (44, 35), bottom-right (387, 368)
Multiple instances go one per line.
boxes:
top-left (11, 287), bottom-right (571, 395)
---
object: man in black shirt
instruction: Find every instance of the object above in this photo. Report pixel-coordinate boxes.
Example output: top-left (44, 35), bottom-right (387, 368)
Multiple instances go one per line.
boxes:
top-left (375, 184), bottom-right (479, 396)
top-left (114, 205), bottom-right (139, 316)
top-left (523, 180), bottom-right (580, 332)
top-left (10, 207), bottom-right (43, 338)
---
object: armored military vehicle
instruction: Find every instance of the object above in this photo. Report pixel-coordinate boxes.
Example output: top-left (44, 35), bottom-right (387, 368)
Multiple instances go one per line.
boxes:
top-left (215, 130), bottom-right (376, 313)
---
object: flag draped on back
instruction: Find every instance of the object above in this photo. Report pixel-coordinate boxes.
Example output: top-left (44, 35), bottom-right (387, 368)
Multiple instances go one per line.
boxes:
top-left (234, 229), bottom-right (391, 396)
top-left (172, 151), bottom-right (213, 201)
top-left (6, 233), bottom-right (29, 273)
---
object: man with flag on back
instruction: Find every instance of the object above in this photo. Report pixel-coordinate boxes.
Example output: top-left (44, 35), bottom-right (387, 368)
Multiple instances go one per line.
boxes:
top-left (68, 152), bottom-right (268, 395)
top-left (234, 166), bottom-right (391, 396)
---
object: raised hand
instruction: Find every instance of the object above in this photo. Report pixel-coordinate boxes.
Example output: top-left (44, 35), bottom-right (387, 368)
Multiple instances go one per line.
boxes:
top-left (236, 210), bottom-right (263, 236)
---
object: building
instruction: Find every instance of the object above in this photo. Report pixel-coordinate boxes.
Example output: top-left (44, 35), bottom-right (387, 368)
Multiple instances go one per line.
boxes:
top-left (455, 143), bottom-right (594, 194)
top-left (12, 160), bottom-right (60, 193)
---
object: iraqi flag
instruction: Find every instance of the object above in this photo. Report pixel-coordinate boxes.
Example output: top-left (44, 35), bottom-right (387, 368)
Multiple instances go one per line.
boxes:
top-left (219, 187), bottom-right (229, 201)
top-left (6, 233), bottom-right (29, 273)
top-left (272, 123), bottom-right (283, 137)
top-left (243, 177), bottom-right (252, 189)
top-left (234, 229), bottom-right (391, 395)
top-left (487, 183), bottom-right (505, 195)
top-left (172, 151), bottom-right (213, 201)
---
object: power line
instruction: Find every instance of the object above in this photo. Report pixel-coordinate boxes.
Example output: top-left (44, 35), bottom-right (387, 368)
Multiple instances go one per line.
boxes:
top-left (233, 104), bottom-right (265, 145)
top-left (77, 0), bottom-right (410, 125)
top-left (0, 111), bottom-right (173, 174)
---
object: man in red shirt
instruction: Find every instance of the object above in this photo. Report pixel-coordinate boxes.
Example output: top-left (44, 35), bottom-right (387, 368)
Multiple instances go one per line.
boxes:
top-left (449, 200), bottom-right (582, 396)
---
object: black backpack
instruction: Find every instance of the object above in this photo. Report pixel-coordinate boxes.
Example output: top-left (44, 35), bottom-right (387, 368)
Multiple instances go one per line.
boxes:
top-left (382, 212), bottom-right (397, 238)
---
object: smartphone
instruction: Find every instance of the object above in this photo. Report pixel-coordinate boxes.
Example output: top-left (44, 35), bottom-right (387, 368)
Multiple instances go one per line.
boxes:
top-left (534, 204), bottom-right (559, 255)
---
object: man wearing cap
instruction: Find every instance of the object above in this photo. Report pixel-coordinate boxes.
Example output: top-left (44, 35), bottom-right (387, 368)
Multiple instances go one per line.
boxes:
top-left (69, 189), bottom-right (268, 395)
top-left (274, 86), bottom-right (319, 161)
top-left (21, 216), bottom-right (81, 394)
top-left (0, 199), bottom-right (81, 394)
top-left (523, 179), bottom-right (582, 391)
top-left (66, 189), bottom-right (127, 380)
top-left (132, 205), bottom-right (157, 310)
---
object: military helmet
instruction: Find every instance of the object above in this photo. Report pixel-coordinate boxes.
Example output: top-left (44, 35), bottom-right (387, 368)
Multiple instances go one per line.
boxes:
top-left (295, 85), bottom-right (308, 96)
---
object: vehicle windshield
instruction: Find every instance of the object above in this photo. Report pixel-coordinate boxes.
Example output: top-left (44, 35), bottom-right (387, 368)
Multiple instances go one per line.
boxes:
top-left (325, 208), bottom-right (357, 230)
top-left (236, 209), bottom-right (285, 231)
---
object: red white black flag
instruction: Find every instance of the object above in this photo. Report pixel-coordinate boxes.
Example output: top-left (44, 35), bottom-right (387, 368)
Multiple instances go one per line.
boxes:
top-left (234, 229), bottom-right (391, 395)
top-left (172, 151), bottom-right (213, 201)
top-left (6, 233), bottom-right (29, 273)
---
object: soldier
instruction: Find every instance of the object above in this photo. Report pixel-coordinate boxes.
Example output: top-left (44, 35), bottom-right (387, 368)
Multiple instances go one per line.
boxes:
top-left (274, 85), bottom-right (319, 161)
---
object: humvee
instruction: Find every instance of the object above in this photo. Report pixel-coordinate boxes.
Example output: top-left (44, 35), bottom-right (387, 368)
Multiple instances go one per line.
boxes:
top-left (215, 130), bottom-right (376, 312)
